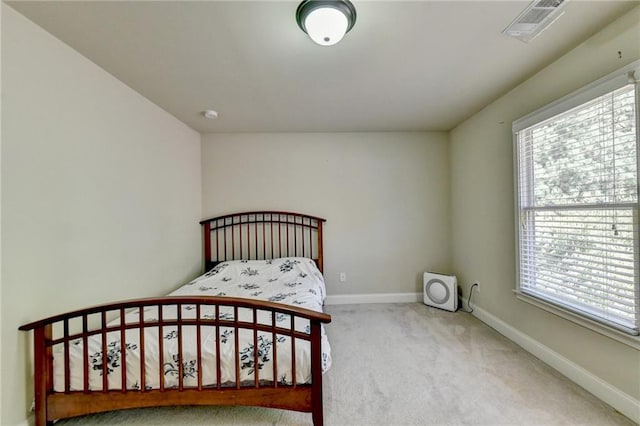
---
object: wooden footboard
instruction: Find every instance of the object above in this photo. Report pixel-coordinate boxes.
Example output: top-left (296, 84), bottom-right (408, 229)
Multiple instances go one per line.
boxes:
top-left (19, 296), bottom-right (331, 426)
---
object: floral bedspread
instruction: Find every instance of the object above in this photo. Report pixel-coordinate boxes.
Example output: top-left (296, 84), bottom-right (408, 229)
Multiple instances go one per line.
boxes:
top-left (53, 257), bottom-right (331, 391)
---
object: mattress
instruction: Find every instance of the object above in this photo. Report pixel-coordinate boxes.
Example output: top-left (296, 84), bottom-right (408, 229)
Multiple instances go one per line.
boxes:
top-left (52, 257), bottom-right (332, 391)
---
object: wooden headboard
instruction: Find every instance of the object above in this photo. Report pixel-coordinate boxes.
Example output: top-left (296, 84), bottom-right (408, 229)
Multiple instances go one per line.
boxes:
top-left (199, 211), bottom-right (326, 273)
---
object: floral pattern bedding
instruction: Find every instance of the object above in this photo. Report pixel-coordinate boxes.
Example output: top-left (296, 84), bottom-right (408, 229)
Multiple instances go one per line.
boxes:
top-left (52, 257), bottom-right (332, 391)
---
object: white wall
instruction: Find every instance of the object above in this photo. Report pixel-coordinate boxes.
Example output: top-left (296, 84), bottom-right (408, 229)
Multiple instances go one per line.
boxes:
top-left (1, 5), bottom-right (202, 425)
top-left (450, 4), bottom-right (640, 407)
top-left (201, 132), bottom-right (451, 297)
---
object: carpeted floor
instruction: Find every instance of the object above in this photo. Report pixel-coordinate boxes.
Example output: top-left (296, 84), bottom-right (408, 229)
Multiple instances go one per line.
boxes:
top-left (56, 303), bottom-right (634, 425)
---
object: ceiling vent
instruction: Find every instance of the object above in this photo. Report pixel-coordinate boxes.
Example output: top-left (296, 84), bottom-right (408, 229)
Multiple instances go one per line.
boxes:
top-left (503, 0), bottom-right (567, 42)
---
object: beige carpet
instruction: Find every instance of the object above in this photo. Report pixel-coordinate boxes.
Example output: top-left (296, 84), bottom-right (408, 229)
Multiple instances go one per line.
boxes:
top-left (56, 303), bottom-right (634, 425)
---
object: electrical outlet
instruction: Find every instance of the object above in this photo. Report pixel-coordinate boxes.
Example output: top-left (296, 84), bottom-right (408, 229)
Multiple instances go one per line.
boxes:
top-left (339, 272), bottom-right (347, 282)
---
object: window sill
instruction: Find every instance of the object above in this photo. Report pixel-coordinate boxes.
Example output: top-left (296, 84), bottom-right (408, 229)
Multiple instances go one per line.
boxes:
top-left (514, 290), bottom-right (640, 350)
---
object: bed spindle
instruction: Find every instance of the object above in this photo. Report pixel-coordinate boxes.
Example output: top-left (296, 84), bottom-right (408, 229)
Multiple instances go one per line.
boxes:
top-left (270, 216), bottom-right (274, 260)
top-left (254, 215), bottom-right (258, 259)
top-left (317, 220), bottom-right (324, 272)
top-left (272, 311), bottom-right (278, 389)
top-left (286, 215), bottom-right (290, 257)
top-left (234, 306), bottom-right (240, 389)
top-left (119, 308), bottom-right (127, 393)
top-left (253, 308), bottom-right (259, 388)
top-left (215, 304), bottom-right (222, 390)
top-left (223, 219), bottom-right (227, 262)
top-left (139, 306), bottom-right (146, 392)
top-left (196, 304), bottom-right (203, 390)
top-left (309, 218), bottom-right (312, 258)
top-left (82, 315), bottom-right (89, 393)
top-left (294, 216), bottom-right (299, 256)
top-left (63, 319), bottom-right (70, 393)
top-left (262, 216), bottom-right (266, 260)
top-left (231, 216), bottom-right (236, 260)
top-left (101, 312), bottom-right (108, 392)
top-left (203, 222), bottom-right (211, 272)
top-left (240, 215), bottom-right (244, 260)
top-left (278, 216), bottom-right (282, 258)
top-left (291, 315), bottom-right (296, 388)
top-left (215, 221), bottom-right (220, 270)
top-left (302, 217), bottom-right (306, 258)
top-left (158, 305), bottom-right (165, 392)
top-left (177, 304), bottom-right (184, 391)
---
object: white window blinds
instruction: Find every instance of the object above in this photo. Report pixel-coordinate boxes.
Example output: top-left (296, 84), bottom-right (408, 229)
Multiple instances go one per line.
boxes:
top-left (515, 78), bottom-right (639, 335)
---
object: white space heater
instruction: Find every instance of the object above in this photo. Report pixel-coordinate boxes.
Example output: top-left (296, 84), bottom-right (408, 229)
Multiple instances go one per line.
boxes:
top-left (423, 272), bottom-right (458, 312)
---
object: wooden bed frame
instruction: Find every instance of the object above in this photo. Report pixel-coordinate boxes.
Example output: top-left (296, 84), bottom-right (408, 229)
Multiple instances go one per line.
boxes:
top-left (20, 211), bottom-right (330, 426)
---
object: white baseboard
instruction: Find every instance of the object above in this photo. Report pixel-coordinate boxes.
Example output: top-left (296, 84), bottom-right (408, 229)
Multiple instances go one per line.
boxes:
top-left (472, 305), bottom-right (640, 424)
top-left (324, 292), bottom-right (421, 305)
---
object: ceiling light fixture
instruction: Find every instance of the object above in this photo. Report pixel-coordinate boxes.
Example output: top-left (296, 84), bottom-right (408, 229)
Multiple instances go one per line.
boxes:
top-left (296, 0), bottom-right (356, 46)
top-left (203, 110), bottom-right (218, 119)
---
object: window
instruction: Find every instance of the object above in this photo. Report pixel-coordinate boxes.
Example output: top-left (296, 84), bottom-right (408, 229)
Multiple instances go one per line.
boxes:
top-left (514, 63), bottom-right (640, 335)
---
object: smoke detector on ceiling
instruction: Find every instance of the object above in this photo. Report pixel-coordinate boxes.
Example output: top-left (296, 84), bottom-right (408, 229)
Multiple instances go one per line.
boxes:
top-left (503, 0), bottom-right (567, 43)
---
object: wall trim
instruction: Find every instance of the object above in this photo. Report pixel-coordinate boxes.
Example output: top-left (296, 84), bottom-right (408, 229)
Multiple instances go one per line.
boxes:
top-left (472, 305), bottom-right (640, 424)
top-left (325, 292), bottom-right (421, 305)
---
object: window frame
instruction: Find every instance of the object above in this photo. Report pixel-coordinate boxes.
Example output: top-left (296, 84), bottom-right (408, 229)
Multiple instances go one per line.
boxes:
top-left (512, 60), bottom-right (640, 348)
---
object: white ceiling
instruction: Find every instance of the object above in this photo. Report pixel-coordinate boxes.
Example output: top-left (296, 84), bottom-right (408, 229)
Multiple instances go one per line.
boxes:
top-left (7, 1), bottom-right (638, 133)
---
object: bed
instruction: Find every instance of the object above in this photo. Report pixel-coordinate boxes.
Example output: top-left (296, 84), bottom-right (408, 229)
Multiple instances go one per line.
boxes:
top-left (19, 211), bottom-right (331, 426)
